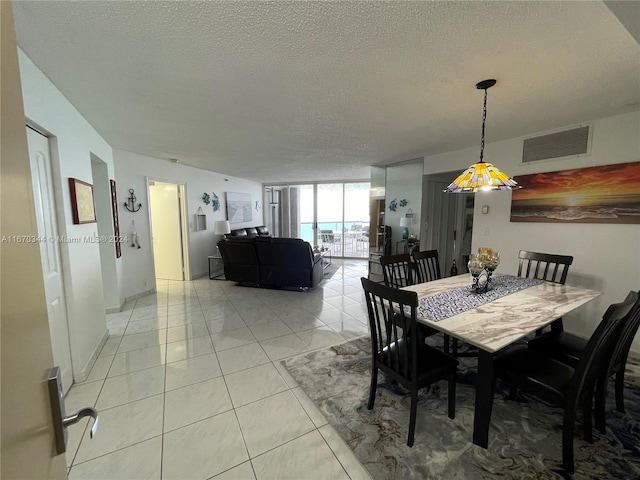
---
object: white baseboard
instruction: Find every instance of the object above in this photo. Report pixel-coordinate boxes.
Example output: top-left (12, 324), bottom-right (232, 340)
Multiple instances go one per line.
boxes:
top-left (77, 329), bottom-right (109, 383)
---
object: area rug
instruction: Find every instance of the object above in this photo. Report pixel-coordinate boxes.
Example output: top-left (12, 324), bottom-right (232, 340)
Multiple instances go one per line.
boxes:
top-left (282, 336), bottom-right (640, 480)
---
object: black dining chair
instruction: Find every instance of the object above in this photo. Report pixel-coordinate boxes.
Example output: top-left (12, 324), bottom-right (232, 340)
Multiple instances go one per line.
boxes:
top-left (517, 250), bottom-right (574, 334)
top-left (380, 253), bottom-right (414, 289)
top-left (361, 277), bottom-right (458, 447)
top-left (410, 249), bottom-right (457, 355)
top-left (411, 249), bottom-right (441, 284)
top-left (493, 291), bottom-right (639, 474)
top-left (528, 290), bottom-right (640, 434)
top-left (380, 253), bottom-right (443, 345)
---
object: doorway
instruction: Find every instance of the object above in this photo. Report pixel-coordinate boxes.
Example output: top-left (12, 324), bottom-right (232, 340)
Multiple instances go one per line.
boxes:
top-left (26, 126), bottom-right (74, 394)
top-left (148, 180), bottom-right (189, 281)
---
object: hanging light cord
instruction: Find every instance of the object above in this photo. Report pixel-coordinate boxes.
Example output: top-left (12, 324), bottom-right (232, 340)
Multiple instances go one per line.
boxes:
top-left (479, 87), bottom-right (488, 164)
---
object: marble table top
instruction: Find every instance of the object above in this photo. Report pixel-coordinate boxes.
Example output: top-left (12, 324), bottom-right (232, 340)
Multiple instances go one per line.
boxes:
top-left (403, 274), bottom-right (602, 353)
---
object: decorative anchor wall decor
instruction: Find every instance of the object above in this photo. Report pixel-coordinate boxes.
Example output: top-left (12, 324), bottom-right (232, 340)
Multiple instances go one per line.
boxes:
top-left (124, 188), bottom-right (142, 212)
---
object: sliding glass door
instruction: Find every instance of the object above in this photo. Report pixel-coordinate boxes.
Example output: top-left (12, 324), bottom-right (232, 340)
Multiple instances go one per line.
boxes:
top-left (264, 181), bottom-right (370, 258)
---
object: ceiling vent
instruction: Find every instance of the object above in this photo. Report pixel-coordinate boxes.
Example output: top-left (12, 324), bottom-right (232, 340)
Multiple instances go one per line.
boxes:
top-left (522, 124), bottom-right (592, 163)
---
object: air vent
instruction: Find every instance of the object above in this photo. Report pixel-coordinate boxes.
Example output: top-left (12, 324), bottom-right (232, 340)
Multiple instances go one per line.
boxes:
top-left (522, 125), bottom-right (591, 163)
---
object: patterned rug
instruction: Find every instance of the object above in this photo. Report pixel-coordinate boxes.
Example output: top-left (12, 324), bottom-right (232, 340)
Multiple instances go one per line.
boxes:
top-left (282, 336), bottom-right (640, 480)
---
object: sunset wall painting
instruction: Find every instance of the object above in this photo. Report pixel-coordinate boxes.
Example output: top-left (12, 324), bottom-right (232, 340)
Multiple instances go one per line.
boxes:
top-left (510, 162), bottom-right (640, 224)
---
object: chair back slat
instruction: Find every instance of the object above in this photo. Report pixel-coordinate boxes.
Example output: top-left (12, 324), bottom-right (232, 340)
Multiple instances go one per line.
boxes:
top-left (361, 277), bottom-right (419, 382)
top-left (411, 249), bottom-right (442, 283)
top-left (567, 291), bottom-right (640, 406)
top-left (380, 253), bottom-right (414, 288)
top-left (517, 250), bottom-right (573, 284)
top-left (606, 291), bottom-right (640, 376)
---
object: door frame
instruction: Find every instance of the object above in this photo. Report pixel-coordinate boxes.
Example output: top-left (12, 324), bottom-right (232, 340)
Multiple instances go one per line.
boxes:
top-left (146, 177), bottom-right (190, 281)
top-left (26, 124), bottom-right (75, 394)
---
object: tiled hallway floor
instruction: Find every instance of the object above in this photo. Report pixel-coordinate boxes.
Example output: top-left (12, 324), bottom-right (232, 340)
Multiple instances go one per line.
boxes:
top-left (65, 260), bottom-right (372, 480)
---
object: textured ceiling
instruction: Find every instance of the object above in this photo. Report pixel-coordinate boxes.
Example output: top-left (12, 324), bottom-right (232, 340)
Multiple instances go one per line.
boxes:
top-left (12, 1), bottom-right (640, 184)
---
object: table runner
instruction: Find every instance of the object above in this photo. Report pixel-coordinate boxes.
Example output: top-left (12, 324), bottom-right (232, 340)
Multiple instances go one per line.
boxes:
top-left (417, 274), bottom-right (543, 322)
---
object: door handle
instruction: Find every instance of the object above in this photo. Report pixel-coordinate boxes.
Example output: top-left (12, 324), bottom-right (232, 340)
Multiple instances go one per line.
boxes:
top-left (48, 366), bottom-right (99, 455)
top-left (63, 407), bottom-right (99, 438)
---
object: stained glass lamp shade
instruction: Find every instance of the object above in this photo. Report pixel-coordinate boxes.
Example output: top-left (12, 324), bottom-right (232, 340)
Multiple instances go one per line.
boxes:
top-left (445, 162), bottom-right (520, 193)
top-left (444, 79), bottom-right (521, 194)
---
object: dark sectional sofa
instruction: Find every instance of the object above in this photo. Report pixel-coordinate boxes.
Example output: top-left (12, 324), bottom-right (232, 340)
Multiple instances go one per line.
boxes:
top-left (217, 236), bottom-right (324, 289)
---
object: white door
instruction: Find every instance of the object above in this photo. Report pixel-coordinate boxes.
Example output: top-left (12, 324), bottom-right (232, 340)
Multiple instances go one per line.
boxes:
top-left (27, 127), bottom-right (74, 394)
top-left (149, 181), bottom-right (184, 280)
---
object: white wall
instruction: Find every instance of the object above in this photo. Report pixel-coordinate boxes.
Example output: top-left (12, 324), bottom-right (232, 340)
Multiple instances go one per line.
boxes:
top-left (423, 111), bottom-right (640, 352)
top-left (19, 50), bottom-right (117, 380)
top-left (114, 150), bottom-right (263, 297)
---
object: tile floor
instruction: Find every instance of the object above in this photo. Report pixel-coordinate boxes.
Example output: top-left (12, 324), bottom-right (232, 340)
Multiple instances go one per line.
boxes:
top-left (65, 260), bottom-right (373, 480)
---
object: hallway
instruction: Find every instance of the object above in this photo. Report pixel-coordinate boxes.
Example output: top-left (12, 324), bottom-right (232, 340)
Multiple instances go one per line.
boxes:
top-left (64, 260), bottom-right (372, 479)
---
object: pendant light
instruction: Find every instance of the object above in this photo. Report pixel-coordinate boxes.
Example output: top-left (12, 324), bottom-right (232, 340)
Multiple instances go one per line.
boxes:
top-left (444, 79), bottom-right (521, 193)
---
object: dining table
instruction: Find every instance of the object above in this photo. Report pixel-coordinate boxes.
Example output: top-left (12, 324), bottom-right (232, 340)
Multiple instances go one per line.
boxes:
top-left (403, 273), bottom-right (602, 448)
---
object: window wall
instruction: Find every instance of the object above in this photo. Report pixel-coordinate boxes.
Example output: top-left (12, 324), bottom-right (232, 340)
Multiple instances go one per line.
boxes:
top-left (264, 181), bottom-right (371, 258)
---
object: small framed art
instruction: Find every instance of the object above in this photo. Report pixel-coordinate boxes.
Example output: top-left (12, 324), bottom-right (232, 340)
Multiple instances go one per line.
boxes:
top-left (68, 178), bottom-right (97, 224)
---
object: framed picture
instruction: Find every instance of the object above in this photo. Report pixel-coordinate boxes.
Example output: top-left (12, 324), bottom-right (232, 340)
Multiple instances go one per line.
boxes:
top-left (226, 192), bottom-right (252, 225)
top-left (510, 161), bottom-right (640, 224)
top-left (110, 180), bottom-right (121, 257)
top-left (68, 178), bottom-right (97, 224)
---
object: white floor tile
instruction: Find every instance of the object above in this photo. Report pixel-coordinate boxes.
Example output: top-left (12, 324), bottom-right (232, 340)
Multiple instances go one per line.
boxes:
top-left (70, 262), bottom-right (374, 480)
top-left (216, 343), bottom-right (270, 375)
top-left (118, 329), bottom-right (167, 353)
top-left (125, 316), bottom-right (169, 335)
top-left (167, 310), bottom-right (206, 327)
top-left (251, 430), bottom-right (348, 480)
top-left (248, 320), bottom-right (294, 341)
top-left (315, 308), bottom-right (356, 325)
top-left (235, 390), bottom-right (315, 457)
top-left (134, 294), bottom-right (167, 309)
top-left (167, 301), bottom-right (201, 315)
top-left (225, 363), bottom-right (289, 407)
top-left (210, 327), bottom-right (257, 352)
top-left (75, 395), bottom-right (164, 464)
top-left (82, 355), bottom-right (113, 383)
top-left (108, 345), bottom-right (167, 377)
top-left (211, 461), bottom-right (256, 480)
top-left (162, 412), bottom-right (248, 480)
top-left (206, 314), bottom-right (247, 334)
top-left (279, 312), bottom-right (326, 332)
top-left (130, 306), bottom-right (168, 321)
top-left (166, 322), bottom-right (210, 343)
top-left (165, 335), bottom-right (215, 363)
top-left (163, 377), bottom-right (233, 432)
top-left (99, 338), bottom-right (120, 358)
top-left (325, 318), bottom-right (370, 340)
top-left (164, 353), bottom-right (222, 391)
top-left (97, 365), bottom-right (165, 409)
top-left (259, 334), bottom-right (311, 361)
top-left (291, 387), bottom-right (328, 428)
top-left (296, 326), bottom-right (345, 350)
top-left (69, 436), bottom-right (162, 480)
top-left (319, 425), bottom-right (372, 480)
top-left (65, 380), bottom-right (103, 412)
top-left (201, 302), bottom-right (239, 320)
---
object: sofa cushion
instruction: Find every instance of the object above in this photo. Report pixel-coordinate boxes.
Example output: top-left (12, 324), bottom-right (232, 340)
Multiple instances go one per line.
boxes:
top-left (245, 227), bottom-right (258, 236)
top-left (230, 228), bottom-right (248, 237)
top-left (256, 226), bottom-right (270, 236)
